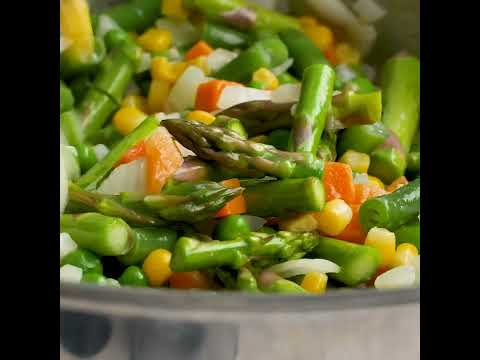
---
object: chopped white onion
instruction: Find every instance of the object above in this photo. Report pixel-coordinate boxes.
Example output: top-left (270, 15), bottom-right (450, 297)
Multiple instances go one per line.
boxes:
top-left (352, 0), bottom-right (387, 23)
top-left (93, 144), bottom-right (109, 161)
top-left (206, 48), bottom-right (238, 73)
top-left (271, 83), bottom-right (301, 103)
top-left (60, 233), bottom-right (77, 262)
top-left (60, 147), bottom-right (68, 214)
top-left (61, 145), bottom-right (81, 181)
top-left (174, 140), bottom-right (196, 157)
top-left (336, 64), bottom-right (357, 83)
top-left (267, 259), bottom-right (340, 278)
top-left (105, 278), bottom-right (121, 287)
top-left (60, 265), bottom-right (83, 284)
top-left (271, 58), bottom-right (294, 76)
top-left (164, 47), bottom-right (182, 62)
top-left (155, 19), bottom-right (198, 47)
top-left (374, 265), bottom-right (416, 290)
top-left (242, 215), bottom-right (267, 231)
top-left (166, 66), bottom-right (207, 112)
top-left (412, 255), bottom-right (420, 286)
top-left (154, 112), bottom-right (181, 123)
top-left (217, 86), bottom-right (271, 110)
top-left (96, 15), bottom-right (119, 38)
top-left (96, 158), bottom-right (146, 195)
top-left (136, 52), bottom-right (152, 74)
top-left (353, 173), bottom-right (369, 185)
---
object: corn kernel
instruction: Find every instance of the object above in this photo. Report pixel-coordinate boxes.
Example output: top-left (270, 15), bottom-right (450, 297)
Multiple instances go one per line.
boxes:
top-left (187, 55), bottom-right (210, 75)
top-left (113, 107), bottom-right (148, 135)
top-left (279, 213), bottom-right (318, 232)
top-left (314, 199), bottom-right (353, 236)
top-left (151, 57), bottom-right (188, 83)
top-left (60, 0), bottom-right (95, 59)
top-left (142, 249), bottom-right (173, 286)
top-left (339, 150), bottom-right (370, 173)
top-left (335, 43), bottom-right (361, 65)
top-left (137, 28), bottom-right (172, 53)
top-left (392, 243), bottom-right (419, 267)
top-left (252, 68), bottom-right (279, 90)
top-left (186, 110), bottom-right (216, 125)
top-left (298, 16), bottom-right (318, 28)
top-left (304, 25), bottom-right (335, 51)
top-left (301, 272), bottom-right (328, 294)
top-left (122, 95), bottom-right (150, 113)
top-left (148, 79), bottom-right (171, 113)
top-left (368, 175), bottom-right (385, 189)
top-left (365, 227), bottom-right (396, 268)
top-left (162, 0), bottom-right (189, 20)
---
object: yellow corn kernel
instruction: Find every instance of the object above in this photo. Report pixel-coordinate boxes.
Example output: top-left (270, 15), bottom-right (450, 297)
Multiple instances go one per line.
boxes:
top-left (151, 57), bottom-right (188, 83)
top-left (60, 0), bottom-right (95, 60)
top-left (279, 213), bottom-right (318, 232)
top-left (335, 43), bottom-right (361, 65)
top-left (122, 95), bottom-right (150, 113)
top-left (142, 249), bottom-right (173, 287)
top-left (252, 68), bottom-right (279, 90)
top-left (304, 25), bottom-right (334, 52)
top-left (314, 199), bottom-right (353, 236)
top-left (301, 272), bottom-right (328, 294)
top-left (298, 16), bottom-right (318, 28)
top-left (392, 243), bottom-right (419, 267)
top-left (148, 79), bottom-right (171, 113)
top-left (188, 56), bottom-right (210, 75)
top-left (368, 175), bottom-right (385, 189)
top-left (113, 107), bottom-right (148, 135)
top-left (162, 0), bottom-right (189, 20)
top-left (137, 28), bottom-right (172, 53)
top-left (365, 227), bottom-right (396, 268)
top-left (186, 110), bottom-right (216, 125)
top-left (339, 150), bottom-right (370, 173)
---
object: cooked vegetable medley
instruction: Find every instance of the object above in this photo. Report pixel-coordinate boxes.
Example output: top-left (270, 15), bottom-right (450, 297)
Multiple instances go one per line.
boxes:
top-left (60, 0), bottom-right (420, 294)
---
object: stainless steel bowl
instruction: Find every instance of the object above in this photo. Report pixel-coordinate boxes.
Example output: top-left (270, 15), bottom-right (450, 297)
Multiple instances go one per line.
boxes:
top-left (60, 1), bottom-right (420, 359)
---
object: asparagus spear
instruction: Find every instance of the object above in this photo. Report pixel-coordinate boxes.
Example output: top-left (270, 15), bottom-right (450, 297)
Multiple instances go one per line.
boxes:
top-left (288, 64), bottom-right (335, 154)
top-left (213, 116), bottom-right (248, 139)
top-left (144, 180), bottom-right (244, 222)
top-left (60, 80), bottom-right (75, 113)
top-left (162, 118), bottom-right (325, 179)
top-left (244, 177), bottom-right (325, 217)
top-left (171, 231), bottom-right (320, 272)
top-left (60, 111), bottom-right (84, 147)
top-left (76, 116), bottom-right (157, 190)
top-left (60, 213), bottom-right (134, 256)
top-left (359, 178), bottom-right (420, 232)
top-left (279, 29), bottom-right (330, 78)
top-left (214, 37), bottom-right (289, 82)
top-left (336, 122), bottom-right (389, 157)
top-left (309, 237), bottom-right (381, 286)
top-left (184, 0), bottom-right (300, 32)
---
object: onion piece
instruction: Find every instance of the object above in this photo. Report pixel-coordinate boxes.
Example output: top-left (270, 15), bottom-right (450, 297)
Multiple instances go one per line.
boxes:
top-left (155, 19), bottom-right (198, 47)
top-left (60, 146), bottom-right (68, 214)
top-left (60, 233), bottom-right (77, 262)
top-left (154, 112), bottom-right (181, 123)
top-left (352, 0), bottom-right (387, 23)
top-left (353, 172), bottom-right (369, 185)
top-left (217, 86), bottom-right (271, 110)
top-left (266, 259), bottom-right (340, 278)
top-left (242, 215), bottom-right (267, 231)
top-left (257, 271), bottom-right (282, 289)
top-left (271, 83), bottom-right (301, 103)
top-left (173, 157), bottom-right (210, 181)
top-left (271, 58), bottom-right (294, 76)
top-left (96, 158), bottom-right (146, 195)
top-left (374, 265), bottom-right (416, 290)
top-left (60, 33), bottom-right (71, 53)
top-left (93, 144), bottom-right (109, 161)
top-left (60, 265), bottom-right (83, 284)
top-left (166, 66), bottom-right (207, 112)
top-left (136, 52), bottom-right (152, 74)
top-left (206, 48), bottom-right (238, 73)
top-left (336, 64), bottom-right (357, 83)
top-left (174, 141), bottom-right (196, 157)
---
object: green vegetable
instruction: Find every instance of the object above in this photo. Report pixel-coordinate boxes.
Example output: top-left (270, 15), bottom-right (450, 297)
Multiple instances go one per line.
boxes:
top-left (75, 143), bottom-right (98, 173)
top-left (288, 64), bottom-right (335, 154)
top-left (213, 116), bottom-right (248, 139)
top-left (337, 123), bottom-right (389, 156)
top-left (277, 72), bottom-right (299, 84)
top-left (61, 249), bottom-right (103, 274)
top-left (60, 111), bottom-right (84, 148)
top-left (202, 21), bottom-right (251, 49)
top-left (98, 0), bottom-right (161, 33)
top-left (266, 129), bottom-right (290, 150)
top-left (395, 219), bottom-right (420, 251)
top-left (368, 146), bottom-right (407, 185)
top-left (244, 177), bottom-right (325, 217)
top-left (359, 178), bottom-right (420, 232)
top-left (310, 237), bottom-right (381, 286)
top-left (60, 213), bottom-right (134, 256)
top-left (406, 151), bottom-right (420, 179)
top-left (88, 124), bottom-right (124, 148)
top-left (118, 266), bottom-right (149, 287)
top-left (61, 37), bottom-right (106, 79)
top-left (236, 268), bottom-right (259, 292)
top-left (69, 75), bottom-right (92, 104)
top-left (118, 227), bottom-right (178, 265)
top-left (60, 80), bottom-right (75, 113)
top-left (248, 80), bottom-right (267, 89)
top-left (333, 90), bottom-right (382, 126)
top-left (279, 29), bottom-right (329, 78)
top-left (214, 37), bottom-right (289, 82)
top-left (82, 272), bottom-right (108, 285)
top-left (264, 279), bottom-right (307, 294)
top-left (214, 215), bottom-right (251, 241)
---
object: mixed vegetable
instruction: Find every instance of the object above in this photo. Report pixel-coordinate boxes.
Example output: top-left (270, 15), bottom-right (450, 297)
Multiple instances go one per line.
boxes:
top-left (60, 0), bottom-right (420, 294)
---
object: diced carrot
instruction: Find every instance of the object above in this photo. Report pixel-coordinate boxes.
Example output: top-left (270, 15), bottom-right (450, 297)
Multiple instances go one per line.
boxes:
top-left (145, 127), bottom-right (184, 194)
top-left (215, 179), bottom-right (247, 218)
top-left (335, 204), bottom-right (367, 244)
top-left (194, 80), bottom-right (242, 112)
top-left (115, 140), bottom-right (146, 167)
top-left (386, 176), bottom-right (409, 192)
top-left (323, 162), bottom-right (356, 204)
top-left (185, 40), bottom-right (214, 61)
top-left (352, 183), bottom-right (370, 205)
top-left (169, 271), bottom-right (211, 289)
